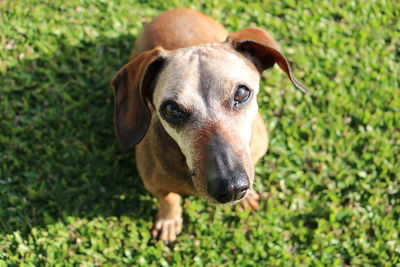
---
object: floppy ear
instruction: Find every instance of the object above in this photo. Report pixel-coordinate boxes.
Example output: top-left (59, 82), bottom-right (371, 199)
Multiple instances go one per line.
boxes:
top-left (111, 46), bottom-right (167, 149)
top-left (227, 27), bottom-right (308, 93)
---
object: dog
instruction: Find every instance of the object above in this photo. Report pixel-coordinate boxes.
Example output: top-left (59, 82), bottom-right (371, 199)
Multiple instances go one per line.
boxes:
top-left (111, 8), bottom-right (308, 242)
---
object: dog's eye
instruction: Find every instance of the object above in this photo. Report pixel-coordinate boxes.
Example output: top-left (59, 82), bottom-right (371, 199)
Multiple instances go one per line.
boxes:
top-left (234, 85), bottom-right (251, 105)
top-left (160, 101), bottom-right (188, 125)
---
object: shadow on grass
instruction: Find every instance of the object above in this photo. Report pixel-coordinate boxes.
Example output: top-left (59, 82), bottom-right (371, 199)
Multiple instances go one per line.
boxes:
top-left (0, 34), bottom-right (156, 235)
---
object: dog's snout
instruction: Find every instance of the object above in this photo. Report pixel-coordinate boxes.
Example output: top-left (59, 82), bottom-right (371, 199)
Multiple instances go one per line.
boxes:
top-left (204, 134), bottom-right (250, 203)
top-left (208, 174), bottom-right (249, 203)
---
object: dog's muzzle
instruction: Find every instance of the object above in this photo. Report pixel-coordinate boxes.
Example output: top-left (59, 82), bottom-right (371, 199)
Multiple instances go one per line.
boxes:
top-left (204, 135), bottom-right (250, 203)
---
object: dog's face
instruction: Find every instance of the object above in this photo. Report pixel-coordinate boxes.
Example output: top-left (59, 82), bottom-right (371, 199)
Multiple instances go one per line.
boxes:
top-left (152, 43), bottom-right (260, 203)
top-left (112, 27), bottom-right (308, 205)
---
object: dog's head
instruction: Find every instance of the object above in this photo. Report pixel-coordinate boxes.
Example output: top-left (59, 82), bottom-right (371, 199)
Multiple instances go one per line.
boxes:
top-left (112, 27), bottom-right (307, 204)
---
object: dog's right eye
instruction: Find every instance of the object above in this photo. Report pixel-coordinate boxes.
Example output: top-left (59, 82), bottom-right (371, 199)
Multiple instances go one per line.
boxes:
top-left (234, 85), bottom-right (251, 106)
top-left (160, 101), bottom-right (188, 125)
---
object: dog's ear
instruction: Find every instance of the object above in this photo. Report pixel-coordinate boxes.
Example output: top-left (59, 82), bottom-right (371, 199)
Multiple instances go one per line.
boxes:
top-left (227, 27), bottom-right (308, 93)
top-left (111, 46), bottom-right (167, 149)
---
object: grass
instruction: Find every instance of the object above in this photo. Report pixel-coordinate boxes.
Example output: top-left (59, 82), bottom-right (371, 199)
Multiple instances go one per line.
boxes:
top-left (1, 0), bottom-right (399, 265)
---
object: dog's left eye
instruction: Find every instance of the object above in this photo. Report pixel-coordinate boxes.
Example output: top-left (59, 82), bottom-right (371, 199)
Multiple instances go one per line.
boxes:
top-left (160, 101), bottom-right (188, 125)
top-left (234, 85), bottom-right (251, 106)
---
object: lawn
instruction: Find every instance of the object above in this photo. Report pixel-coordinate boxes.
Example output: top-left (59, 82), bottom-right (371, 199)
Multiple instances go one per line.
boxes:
top-left (0, 0), bottom-right (399, 265)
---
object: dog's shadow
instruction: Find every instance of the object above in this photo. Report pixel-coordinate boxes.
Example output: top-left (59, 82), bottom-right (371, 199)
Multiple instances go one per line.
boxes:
top-left (1, 35), bottom-right (156, 235)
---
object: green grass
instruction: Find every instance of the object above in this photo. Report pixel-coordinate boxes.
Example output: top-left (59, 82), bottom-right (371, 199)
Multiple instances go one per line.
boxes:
top-left (1, 0), bottom-right (399, 265)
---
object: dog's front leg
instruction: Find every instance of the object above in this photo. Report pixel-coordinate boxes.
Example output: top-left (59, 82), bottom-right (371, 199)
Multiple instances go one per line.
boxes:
top-left (151, 190), bottom-right (183, 242)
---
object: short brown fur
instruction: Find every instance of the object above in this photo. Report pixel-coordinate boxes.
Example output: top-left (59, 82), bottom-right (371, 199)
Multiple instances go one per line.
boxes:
top-left (112, 8), bottom-right (307, 241)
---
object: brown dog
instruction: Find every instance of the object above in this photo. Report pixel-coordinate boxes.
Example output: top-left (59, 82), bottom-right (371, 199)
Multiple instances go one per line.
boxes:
top-left (112, 9), bottom-right (308, 241)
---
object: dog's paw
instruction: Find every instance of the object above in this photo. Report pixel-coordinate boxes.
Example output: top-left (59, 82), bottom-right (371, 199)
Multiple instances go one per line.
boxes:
top-left (151, 215), bottom-right (183, 242)
top-left (240, 190), bottom-right (260, 211)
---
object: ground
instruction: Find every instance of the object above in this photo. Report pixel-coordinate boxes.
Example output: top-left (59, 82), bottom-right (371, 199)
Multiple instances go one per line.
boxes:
top-left (0, 0), bottom-right (399, 265)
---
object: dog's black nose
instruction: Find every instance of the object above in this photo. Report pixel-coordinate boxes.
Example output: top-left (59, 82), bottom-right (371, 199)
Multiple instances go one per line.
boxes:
top-left (203, 134), bottom-right (250, 203)
top-left (209, 176), bottom-right (249, 203)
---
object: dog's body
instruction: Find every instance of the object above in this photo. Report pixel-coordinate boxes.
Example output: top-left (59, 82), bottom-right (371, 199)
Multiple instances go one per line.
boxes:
top-left (112, 9), bottom-right (307, 241)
